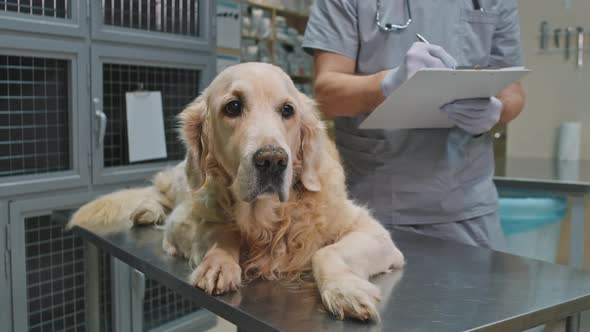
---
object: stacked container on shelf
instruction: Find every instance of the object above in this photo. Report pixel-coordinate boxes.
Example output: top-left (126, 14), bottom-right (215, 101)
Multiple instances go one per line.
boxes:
top-left (239, 1), bottom-right (314, 97)
top-left (241, 7), bottom-right (272, 63)
top-left (251, 0), bottom-right (315, 13)
top-left (274, 16), bottom-right (313, 77)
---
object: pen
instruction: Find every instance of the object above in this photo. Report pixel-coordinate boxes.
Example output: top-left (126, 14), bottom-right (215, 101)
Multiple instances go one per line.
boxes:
top-left (416, 33), bottom-right (430, 44)
top-left (416, 33), bottom-right (460, 69)
top-left (416, 33), bottom-right (491, 70)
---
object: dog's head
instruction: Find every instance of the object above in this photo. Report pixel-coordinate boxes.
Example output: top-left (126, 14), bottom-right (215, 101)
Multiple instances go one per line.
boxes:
top-left (180, 63), bottom-right (324, 203)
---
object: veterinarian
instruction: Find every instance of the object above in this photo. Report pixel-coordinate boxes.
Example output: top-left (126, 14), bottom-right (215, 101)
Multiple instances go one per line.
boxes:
top-left (303, 0), bottom-right (525, 250)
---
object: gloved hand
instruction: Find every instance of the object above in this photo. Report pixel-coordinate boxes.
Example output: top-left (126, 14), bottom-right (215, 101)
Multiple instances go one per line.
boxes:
top-left (381, 42), bottom-right (458, 97)
top-left (440, 97), bottom-right (503, 135)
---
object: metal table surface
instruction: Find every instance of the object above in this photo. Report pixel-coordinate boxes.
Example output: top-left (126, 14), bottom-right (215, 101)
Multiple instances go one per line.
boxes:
top-left (493, 158), bottom-right (590, 269)
top-left (74, 225), bottom-right (590, 332)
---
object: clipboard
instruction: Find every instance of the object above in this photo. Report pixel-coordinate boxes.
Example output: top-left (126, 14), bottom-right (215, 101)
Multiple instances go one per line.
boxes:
top-left (125, 90), bottom-right (168, 163)
top-left (360, 67), bottom-right (531, 130)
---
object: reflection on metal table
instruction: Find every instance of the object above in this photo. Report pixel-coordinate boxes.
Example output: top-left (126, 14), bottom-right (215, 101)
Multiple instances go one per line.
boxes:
top-left (494, 158), bottom-right (590, 269)
top-left (73, 224), bottom-right (590, 332)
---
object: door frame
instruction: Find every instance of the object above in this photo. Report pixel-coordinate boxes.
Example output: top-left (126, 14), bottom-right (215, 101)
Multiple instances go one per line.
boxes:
top-left (0, 0), bottom-right (88, 38)
top-left (89, 0), bottom-right (216, 52)
top-left (8, 191), bottom-right (97, 332)
top-left (0, 201), bottom-right (11, 332)
top-left (89, 43), bottom-right (215, 186)
top-left (0, 35), bottom-right (91, 198)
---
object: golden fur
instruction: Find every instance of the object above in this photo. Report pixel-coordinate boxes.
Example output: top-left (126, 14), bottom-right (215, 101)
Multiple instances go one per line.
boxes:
top-left (69, 63), bottom-right (404, 321)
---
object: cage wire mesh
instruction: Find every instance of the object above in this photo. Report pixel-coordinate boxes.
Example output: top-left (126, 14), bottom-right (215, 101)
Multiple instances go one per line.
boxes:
top-left (102, 63), bottom-right (198, 167)
top-left (25, 215), bottom-right (86, 332)
top-left (24, 213), bottom-right (114, 332)
top-left (143, 277), bottom-right (201, 330)
top-left (102, 0), bottom-right (199, 37)
top-left (0, 55), bottom-right (71, 178)
top-left (0, 0), bottom-right (70, 19)
top-left (98, 252), bottom-right (113, 332)
top-left (3, 0), bottom-right (210, 331)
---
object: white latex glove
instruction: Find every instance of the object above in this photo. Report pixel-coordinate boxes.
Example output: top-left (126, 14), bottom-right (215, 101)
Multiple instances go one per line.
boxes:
top-left (440, 97), bottom-right (503, 135)
top-left (381, 42), bottom-right (458, 97)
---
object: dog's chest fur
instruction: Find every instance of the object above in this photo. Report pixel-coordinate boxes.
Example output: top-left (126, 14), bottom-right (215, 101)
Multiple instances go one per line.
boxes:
top-left (233, 193), bottom-right (331, 281)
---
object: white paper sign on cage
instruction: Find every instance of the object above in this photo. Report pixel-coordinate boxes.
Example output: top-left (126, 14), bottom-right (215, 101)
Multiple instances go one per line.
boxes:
top-left (125, 91), bottom-right (168, 163)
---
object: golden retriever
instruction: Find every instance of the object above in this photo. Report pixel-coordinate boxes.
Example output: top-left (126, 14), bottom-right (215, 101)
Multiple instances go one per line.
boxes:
top-left (68, 62), bottom-right (404, 321)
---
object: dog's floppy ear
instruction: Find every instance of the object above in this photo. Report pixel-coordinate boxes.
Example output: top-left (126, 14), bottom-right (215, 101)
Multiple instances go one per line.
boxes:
top-left (179, 93), bottom-right (209, 186)
top-left (299, 93), bottom-right (325, 192)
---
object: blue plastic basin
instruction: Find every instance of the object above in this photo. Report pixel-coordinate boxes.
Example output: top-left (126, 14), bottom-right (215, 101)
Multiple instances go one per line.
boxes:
top-left (499, 197), bottom-right (568, 235)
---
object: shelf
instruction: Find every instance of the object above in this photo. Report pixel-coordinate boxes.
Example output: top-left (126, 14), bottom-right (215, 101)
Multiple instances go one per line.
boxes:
top-left (275, 7), bottom-right (310, 19)
top-left (246, 0), bottom-right (275, 12)
top-left (247, 1), bottom-right (309, 19)
top-left (242, 35), bottom-right (274, 43)
top-left (240, 1), bottom-right (311, 71)
top-left (217, 47), bottom-right (241, 56)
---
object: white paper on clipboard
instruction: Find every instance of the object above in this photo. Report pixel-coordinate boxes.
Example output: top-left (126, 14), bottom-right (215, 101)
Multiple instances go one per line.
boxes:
top-left (125, 91), bottom-right (168, 163)
top-left (360, 67), bottom-right (531, 130)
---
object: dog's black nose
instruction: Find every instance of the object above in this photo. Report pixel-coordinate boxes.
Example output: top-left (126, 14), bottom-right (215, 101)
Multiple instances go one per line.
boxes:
top-left (253, 146), bottom-right (288, 173)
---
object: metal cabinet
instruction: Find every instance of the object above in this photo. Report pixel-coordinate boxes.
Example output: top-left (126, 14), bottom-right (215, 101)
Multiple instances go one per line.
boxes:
top-left (90, 0), bottom-right (214, 52)
top-left (0, 35), bottom-right (91, 197)
top-left (0, 0), bottom-right (88, 37)
top-left (119, 258), bottom-right (214, 332)
top-left (6, 194), bottom-right (216, 332)
top-left (88, 0), bottom-right (215, 185)
top-left (7, 193), bottom-right (107, 332)
top-left (86, 0), bottom-right (216, 53)
top-left (1, 1), bottom-right (217, 331)
top-left (89, 43), bottom-right (213, 185)
top-left (0, 200), bottom-right (11, 332)
top-left (1, 0), bottom-right (216, 193)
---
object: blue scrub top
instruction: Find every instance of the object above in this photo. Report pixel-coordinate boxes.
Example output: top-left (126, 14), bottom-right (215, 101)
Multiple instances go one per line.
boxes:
top-left (303, 0), bottom-right (523, 226)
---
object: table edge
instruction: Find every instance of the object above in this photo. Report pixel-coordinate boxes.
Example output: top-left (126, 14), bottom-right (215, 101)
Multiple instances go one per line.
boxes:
top-left (73, 226), bottom-right (282, 332)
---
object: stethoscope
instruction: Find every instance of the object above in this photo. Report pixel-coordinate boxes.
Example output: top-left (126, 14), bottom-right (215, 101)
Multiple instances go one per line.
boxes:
top-left (376, 0), bottom-right (484, 32)
top-left (376, 0), bottom-right (412, 31)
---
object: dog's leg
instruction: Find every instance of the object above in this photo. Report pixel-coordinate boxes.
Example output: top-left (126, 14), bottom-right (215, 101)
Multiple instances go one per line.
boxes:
top-left (129, 187), bottom-right (169, 226)
top-left (67, 186), bottom-right (167, 234)
top-left (188, 226), bottom-right (242, 296)
top-left (162, 200), bottom-right (196, 258)
top-left (68, 165), bottom-right (183, 233)
top-left (312, 205), bottom-right (404, 321)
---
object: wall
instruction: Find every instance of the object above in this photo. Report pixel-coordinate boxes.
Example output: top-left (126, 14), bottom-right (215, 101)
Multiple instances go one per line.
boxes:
top-left (508, 0), bottom-right (590, 159)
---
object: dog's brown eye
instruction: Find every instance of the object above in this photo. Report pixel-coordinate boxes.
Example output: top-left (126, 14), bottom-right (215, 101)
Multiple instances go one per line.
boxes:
top-left (281, 104), bottom-right (294, 119)
top-left (224, 100), bottom-right (242, 117)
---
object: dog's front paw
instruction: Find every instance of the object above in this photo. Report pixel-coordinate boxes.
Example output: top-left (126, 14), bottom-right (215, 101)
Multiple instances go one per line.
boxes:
top-left (162, 237), bottom-right (179, 256)
top-left (189, 252), bottom-right (241, 295)
top-left (388, 245), bottom-right (406, 270)
top-left (130, 200), bottom-right (167, 226)
top-left (319, 274), bottom-right (381, 321)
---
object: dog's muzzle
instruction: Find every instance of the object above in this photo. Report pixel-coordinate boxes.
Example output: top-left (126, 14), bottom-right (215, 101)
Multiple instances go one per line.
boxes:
top-left (253, 145), bottom-right (288, 201)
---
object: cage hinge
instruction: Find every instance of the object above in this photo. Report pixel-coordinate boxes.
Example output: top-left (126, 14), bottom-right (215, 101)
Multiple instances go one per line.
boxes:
top-left (3, 252), bottom-right (8, 280)
top-left (4, 224), bottom-right (9, 252)
top-left (86, 64), bottom-right (91, 91)
top-left (87, 151), bottom-right (93, 172)
top-left (4, 224), bottom-right (10, 280)
top-left (86, 0), bottom-right (91, 24)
